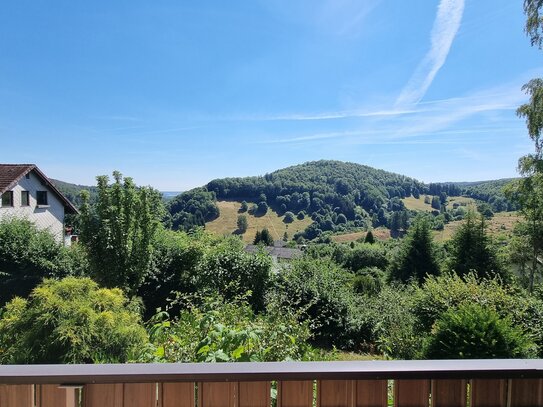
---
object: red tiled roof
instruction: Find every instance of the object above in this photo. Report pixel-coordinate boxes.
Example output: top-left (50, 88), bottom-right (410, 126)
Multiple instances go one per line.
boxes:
top-left (0, 164), bottom-right (35, 194)
top-left (0, 164), bottom-right (78, 214)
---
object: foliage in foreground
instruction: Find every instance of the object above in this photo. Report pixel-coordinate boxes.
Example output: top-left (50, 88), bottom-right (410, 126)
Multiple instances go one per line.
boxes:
top-left (272, 257), bottom-right (365, 350)
top-left (412, 273), bottom-right (543, 356)
top-left (79, 171), bottom-right (163, 296)
top-left (0, 277), bottom-right (148, 364)
top-left (423, 303), bottom-right (536, 359)
top-left (146, 295), bottom-right (321, 362)
top-left (0, 218), bottom-right (87, 306)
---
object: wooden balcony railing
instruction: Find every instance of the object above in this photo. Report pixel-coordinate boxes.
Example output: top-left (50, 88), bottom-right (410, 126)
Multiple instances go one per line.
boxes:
top-left (0, 359), bottom-right (542, 407)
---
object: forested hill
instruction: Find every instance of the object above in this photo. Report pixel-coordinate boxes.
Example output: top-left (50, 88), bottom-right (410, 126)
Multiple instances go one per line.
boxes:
top-left (207, 160), bottom-right (426, 215)
top-left (167, 160), bottom-right (519, 236)
top-left (51, 179), bottom-right (99, 207)
top-left (456, 179), bottom-right (519, 212)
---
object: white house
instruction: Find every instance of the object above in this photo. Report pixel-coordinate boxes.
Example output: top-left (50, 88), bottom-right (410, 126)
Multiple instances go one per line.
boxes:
top-left (0, 164), bottom-right (78, 243)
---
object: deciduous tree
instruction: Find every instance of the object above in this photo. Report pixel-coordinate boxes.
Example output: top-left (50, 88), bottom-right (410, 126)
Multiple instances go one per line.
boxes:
top-left (237, 214), bottom-right (248, 233)
top-left (80, 171), bottom-right (163, 295)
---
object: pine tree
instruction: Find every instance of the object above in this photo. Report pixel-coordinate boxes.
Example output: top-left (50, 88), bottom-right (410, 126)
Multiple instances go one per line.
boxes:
top-left (364, 230), bottom-right (375, 244)
top-left (447, 212), bottom-right (505, 281)
top-left (254, 228), bottom-right (273, 246)
top-left (389, 217), bottom-right (440, 284)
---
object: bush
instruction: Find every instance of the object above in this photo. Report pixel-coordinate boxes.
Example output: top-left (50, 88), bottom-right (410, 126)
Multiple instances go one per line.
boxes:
top-left (0, 277), bottom-right (148, 363)
top-left (423, 303), bottom-right (536, 359)
top-left (257, 201), bottom-right (268, 215)
top-left (272, 258), bottom-right (365, 350)
top-left (195, 238), bottom-right (271, 311)
top-left (0, 218), bottom-right (87, 305)
top-left (138, 228), bottom-right (209, 319)
top-left (365, 285), bottom-right (421, 359)
top-left (412, 273), bottom-right (543, 355)
top-left (148, 294), bottom-right (317, 362)
top-left (340, 243), bottom-right (388, 272)
top-left (283, 211), bottom-right (295, 223)
top-left (353, 267), bottom-right (385, 295)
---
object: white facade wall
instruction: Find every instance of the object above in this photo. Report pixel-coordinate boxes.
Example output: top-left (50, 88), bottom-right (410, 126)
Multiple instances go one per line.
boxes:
top-left (0, 171), bottom-right (66, 242)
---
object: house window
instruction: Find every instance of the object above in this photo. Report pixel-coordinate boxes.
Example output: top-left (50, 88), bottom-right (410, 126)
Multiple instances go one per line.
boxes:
top-left (21, 191), bottom-right (29, 206)
top-left (36, 191), bottom-right (48, 206)
top-left (1, 191), bottom-right (13, 207)
top-left (25, 174), bottom-right (30, 179)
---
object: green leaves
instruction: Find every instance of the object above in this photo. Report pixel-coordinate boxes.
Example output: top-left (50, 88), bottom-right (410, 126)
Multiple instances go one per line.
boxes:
top-left (147, 294), bottom-right (314, 363)
top-left (423, 303), bottom-right (536, 359)
top-left (0, 277), bottom-right (148, 364)
top-left (79, 172), bottom-right (163, 295)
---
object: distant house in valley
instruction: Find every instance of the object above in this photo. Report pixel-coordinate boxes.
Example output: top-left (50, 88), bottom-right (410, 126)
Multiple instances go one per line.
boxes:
top-left (244, 243), bottom-right (303, 263)
top-left (0, 164), bottom-right (78, 244)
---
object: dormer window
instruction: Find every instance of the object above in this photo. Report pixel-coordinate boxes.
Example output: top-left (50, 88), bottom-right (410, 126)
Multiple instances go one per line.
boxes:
top-left (1, 191), bottom-right (13, 207)
top-left (37, 191), bottom-right (48, 206)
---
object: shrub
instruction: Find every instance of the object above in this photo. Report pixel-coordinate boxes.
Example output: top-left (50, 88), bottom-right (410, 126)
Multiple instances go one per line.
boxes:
top-left (412, 273), bottom-right (543, 355)
top-left (423, 303), bottom-right (536, 359)
top-left (353, 267), bottom-right (385, 295)
top-left (366, 285), bottom-right (421, 359)
top-left (272, 258), bottom-right (365, 350)
top-left (0, 218), bottom-right (87, 305)
top-left (0, 277), bottom-right (148, 363)
top-left (283, 211), bottom-right (295, 223)
top-left (138, 228), bottom-right (210, 319)
top-left (148, 294), bottom-right (317, 362)
top-left (195, 238), bottom-right (271, 311)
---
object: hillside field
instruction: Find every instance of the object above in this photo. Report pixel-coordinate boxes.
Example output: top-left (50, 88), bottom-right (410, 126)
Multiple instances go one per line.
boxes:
top-left (402, 195), bottom-right (476, 211)
top-left (331, 228), bottom-right (392, 243)
top-left (205, 201), bottom-right (313, 243)
top-left (433, 211), bottom-right (520, 242)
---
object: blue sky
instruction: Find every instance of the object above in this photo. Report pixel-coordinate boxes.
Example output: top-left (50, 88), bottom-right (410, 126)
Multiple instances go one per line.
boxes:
top-left (1, 1), bottom-right (541, 190)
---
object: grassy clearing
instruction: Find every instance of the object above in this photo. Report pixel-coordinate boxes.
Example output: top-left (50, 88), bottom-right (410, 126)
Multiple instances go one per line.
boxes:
top-left (447, 196), bottom-right (476, 209)
top-left (332, 228), bottom-right (391, 243)
top-left (402, 196), bottom-right (433, 211)
top-left (403, 195), bottom-right (477, 212)
top-left (205, 200), bottom-right (313, 243)
top-left (433, 211), bottom-right (521, 242)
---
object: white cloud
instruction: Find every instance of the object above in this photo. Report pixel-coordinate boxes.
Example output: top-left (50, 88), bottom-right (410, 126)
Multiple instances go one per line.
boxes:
top-left (395, 0), bottom-right (465, 107)
top-left (258, 79), bottom-right (530, 145)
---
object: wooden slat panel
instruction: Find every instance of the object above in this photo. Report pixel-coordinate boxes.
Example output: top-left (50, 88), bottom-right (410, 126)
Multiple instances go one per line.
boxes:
top-left (198, 382), bottom-right (236, 407)
top-left (318, 380), bottom-right (353, 407)
top-left (394, 380), bottom-right (430, 407)
top-left (160, 383), bottom-right (194, 407)
top-left (238, 382), bottom-right (270, 407)
top-left (84, 384), bottom-right (123, 407)
top-left (355, 380), bottom-right (387, 407)
top-left (509, 378), bottom-right (543, 407)
top-left (0, 385), bottom-right (34, 407)
top-left (471, 379), bottom-right (506, 407)
top-left (37, 385), bottom-right (76, 407)
top-left (432, 380), bottom-right (466, 407)
top-left (278, 381), bottom-right (313, 407)
top-left (123, 383), bottom-right (156, 407)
